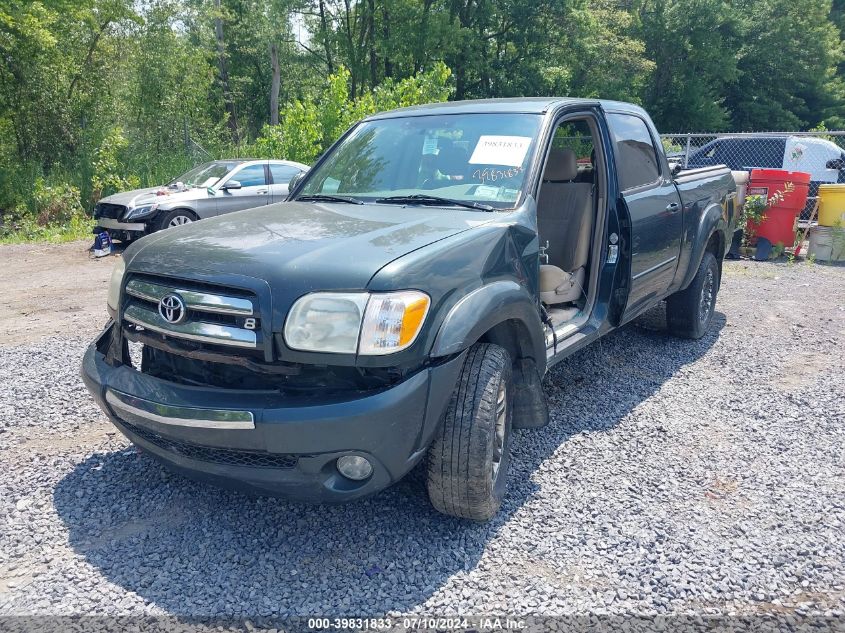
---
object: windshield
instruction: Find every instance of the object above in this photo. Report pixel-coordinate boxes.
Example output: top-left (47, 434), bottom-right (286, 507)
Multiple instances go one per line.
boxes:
top-left (298, 113), bottom-right (543, 209)
top-left (174, 161), bottom-right (239, 188)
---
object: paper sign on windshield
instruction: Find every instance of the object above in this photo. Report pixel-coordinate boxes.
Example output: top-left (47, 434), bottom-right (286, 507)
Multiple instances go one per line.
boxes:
top-left (469, 136), bottom-right (532, 167)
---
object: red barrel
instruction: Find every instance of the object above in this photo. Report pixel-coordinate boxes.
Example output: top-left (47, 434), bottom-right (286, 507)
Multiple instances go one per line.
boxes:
top-left (746, 169), bottom-right (811, 245)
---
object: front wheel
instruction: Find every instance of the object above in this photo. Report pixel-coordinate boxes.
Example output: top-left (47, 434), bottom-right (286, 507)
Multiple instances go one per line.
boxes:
top-left (156, 209), bottom-right (196, 231)
top-left (666, 251), bottom-right (719, 339)
top-left (426, 343), bottom-right (513, 521)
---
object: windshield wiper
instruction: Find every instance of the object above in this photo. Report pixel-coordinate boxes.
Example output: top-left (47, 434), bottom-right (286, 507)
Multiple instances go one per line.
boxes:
top-left (375, 194), bottom-right (494, 212)
top-left (297, 194), bottom-right (364, 205)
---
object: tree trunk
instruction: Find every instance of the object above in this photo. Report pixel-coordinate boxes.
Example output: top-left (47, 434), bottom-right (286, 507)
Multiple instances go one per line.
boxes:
top-left (451, 0), bottom-right (477, 100)
top-left (67, 18), bottom-right (112, 101)
top-left (382, 3), bottom-right (392, 78)
top-left (318, 0), bottom-right (334, 73)
top-left (214, 0), bottom-right (239, 144)
top-left (415, 0), bottom-right (435, 73)
top-left (344, 0), bottom-right (362, 96)
top-left (269, 42), bottom-right (281, 126)
top-left (368, 0), bottom-right (377, 89)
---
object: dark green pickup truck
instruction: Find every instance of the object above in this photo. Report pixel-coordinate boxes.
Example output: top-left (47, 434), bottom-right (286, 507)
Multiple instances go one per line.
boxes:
top-left (82, 98), bottom-right (736, 521)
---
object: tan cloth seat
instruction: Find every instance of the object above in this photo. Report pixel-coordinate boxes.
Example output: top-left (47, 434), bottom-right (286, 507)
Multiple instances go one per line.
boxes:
top-left (537, 148), bottom-right (594, 305)
top-left (540, 265), bottom-right (585, 305)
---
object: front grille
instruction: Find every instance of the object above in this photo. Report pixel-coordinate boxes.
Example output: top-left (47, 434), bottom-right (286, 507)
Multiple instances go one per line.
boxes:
top-left (95, 203), bottom-right (128, 219)
top-left (120, 420), bottom-right (299, 469)
top-left (122, 275), bottom-right (261, 351)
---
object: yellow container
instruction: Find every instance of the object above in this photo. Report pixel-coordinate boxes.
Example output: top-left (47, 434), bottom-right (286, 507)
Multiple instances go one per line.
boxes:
top-left (817, 184), bottom-right (845, 227)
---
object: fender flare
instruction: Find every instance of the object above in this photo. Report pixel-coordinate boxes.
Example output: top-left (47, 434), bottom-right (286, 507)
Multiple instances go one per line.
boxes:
top-left (430, 280), bottom-right (546, 364)
top-left (679, 202), bottom-right (727, 290)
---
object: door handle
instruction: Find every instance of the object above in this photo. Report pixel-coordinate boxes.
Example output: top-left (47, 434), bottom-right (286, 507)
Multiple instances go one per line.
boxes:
top-left (666, 202), bottom-right (681, 213)
top-left (257, 190), bottom-right (268, 195)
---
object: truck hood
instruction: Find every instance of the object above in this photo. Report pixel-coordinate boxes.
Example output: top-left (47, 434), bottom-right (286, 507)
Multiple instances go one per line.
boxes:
top-left (99, 185), bottom-right (208, 208)
top-left (126, 201), bottom-right (494, 302)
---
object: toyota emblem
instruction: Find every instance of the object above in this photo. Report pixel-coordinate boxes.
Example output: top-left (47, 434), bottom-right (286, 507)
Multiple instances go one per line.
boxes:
top-left (158, 293), bottom-right (187, 324)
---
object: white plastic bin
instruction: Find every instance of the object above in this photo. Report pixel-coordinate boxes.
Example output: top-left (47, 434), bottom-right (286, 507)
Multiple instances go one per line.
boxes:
top-left (808, 225), bottom-right (845, 261)
top-left (732, 170), bottom-right (749, 209)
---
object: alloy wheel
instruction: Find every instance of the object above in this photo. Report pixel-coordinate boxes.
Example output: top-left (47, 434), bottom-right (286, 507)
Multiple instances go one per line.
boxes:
top-left (168, 215), bottom-right (193, 227)
top-left (491, 381), bottom-right (507, 482)
top-left (699, 267), bottom-right (715, 324)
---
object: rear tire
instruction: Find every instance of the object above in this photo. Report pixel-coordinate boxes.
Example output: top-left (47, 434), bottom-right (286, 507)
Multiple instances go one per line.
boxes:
top-left (666, 251), bottom-right (719, 339)
top-left (156, 209), bottom-right (196, 231)
top-left (426, 343), bottom-right (513, 521)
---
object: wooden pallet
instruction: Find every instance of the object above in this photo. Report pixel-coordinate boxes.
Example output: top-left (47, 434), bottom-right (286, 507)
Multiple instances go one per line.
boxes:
top-left (792, 200), bottom-right (819, 257)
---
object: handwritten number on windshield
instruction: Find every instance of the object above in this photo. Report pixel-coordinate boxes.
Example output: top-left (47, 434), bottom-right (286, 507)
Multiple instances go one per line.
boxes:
top-left (472, 166), bottom-right (522, 184)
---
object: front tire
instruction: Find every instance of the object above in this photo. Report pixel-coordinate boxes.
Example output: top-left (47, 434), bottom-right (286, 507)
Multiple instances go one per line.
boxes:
top-left (426, 343), bottom-right (513, 521)
top-left (156, 209), bottom-right (196, 231)
top-left (666, 251), bottom-right (719, 339)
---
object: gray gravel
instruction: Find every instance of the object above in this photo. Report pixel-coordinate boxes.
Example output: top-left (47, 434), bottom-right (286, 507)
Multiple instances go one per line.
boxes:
top-left (1, 260), bottom-right (844, 619)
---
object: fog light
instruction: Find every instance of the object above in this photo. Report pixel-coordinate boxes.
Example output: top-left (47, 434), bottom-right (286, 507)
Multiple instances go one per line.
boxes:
top-left (336, 455), bottom-right (373, 481)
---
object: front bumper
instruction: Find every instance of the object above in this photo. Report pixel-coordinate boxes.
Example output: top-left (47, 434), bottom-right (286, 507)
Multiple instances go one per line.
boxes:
top-left (81, 327), bottom-right (464, 502)
top-left (95, 217), bottom-right (147, 232)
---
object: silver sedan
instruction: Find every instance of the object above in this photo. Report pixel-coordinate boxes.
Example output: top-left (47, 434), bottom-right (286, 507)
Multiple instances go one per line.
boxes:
top-left (93, 159), bottom-right (309, 240)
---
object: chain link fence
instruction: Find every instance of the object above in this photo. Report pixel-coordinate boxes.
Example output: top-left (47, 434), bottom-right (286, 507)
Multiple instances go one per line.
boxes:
top-left (660, 131), bottom-right (845, 220)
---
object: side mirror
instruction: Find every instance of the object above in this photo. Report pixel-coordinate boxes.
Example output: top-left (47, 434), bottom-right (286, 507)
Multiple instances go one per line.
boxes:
top-left (826, 158), bottom-right (845, 170)
top-left (223, 180), bottom-right (242, 190)
top-left (670, 162), bottom-right (683, 177)
top-left (288, 171), bottom-right (306, 192)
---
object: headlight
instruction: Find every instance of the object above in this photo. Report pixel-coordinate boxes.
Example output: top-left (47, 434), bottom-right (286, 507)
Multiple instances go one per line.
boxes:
top-left (123, 203), bottom-right (158, 220)
top-left (106, 257), bottom-right (126, 312)
top-left (284, 290), bottom-right (430, 355)
top-left (358, 291), bottom-right (430, 355)
top-left (284, 293), bottom-right (369, 353)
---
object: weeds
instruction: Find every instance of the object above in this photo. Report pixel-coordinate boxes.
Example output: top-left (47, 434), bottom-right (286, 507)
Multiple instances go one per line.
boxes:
top-left (0, 214), bottom-right (94, 244)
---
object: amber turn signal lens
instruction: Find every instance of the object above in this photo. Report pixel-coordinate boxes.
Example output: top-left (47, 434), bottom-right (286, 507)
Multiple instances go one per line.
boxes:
top-left (358, 291), bottom-right (431, 355)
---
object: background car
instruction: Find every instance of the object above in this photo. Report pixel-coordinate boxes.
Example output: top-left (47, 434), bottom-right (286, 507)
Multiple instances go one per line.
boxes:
top-left (93, 159), bottom-right (309, 241)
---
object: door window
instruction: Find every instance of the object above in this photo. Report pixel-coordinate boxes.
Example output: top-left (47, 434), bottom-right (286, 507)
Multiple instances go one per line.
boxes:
top-left (232, 165), bottom-right (267, 187)
top-left (607, 113), bottom-right (661, 191)
top-left (728, 138), bottom-right (785, 170)
top-left (549, 120), bottom-right (596, 182)
top-left (269, 164), bottom-right (301, 184)
top-left (730, 140), bottom-right (757, 169)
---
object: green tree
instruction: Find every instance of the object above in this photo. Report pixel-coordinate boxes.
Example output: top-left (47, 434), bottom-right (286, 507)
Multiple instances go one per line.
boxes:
top-left (122, 0), bottom-right (224, 183)
top-left (2, 0), bottom-right (845, 238)
top-left (726, 0), bottom-right (845, 130)
top-left (567, 0), bottom-right (655, 103)
top-left (638, 0), bottom-right (741, 131)
top-left (215, 0), bottom-right (311, 138)
top-left (255, 61), bottom-right (452, 164)
top-left (0, 0), bottom-right (138, 208)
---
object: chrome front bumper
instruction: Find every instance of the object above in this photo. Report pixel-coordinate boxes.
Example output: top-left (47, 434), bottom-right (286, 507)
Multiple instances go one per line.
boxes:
top-left (105, 389), bottom-right (255, 430)
top-left (96, 218), bottom-right (146, 231)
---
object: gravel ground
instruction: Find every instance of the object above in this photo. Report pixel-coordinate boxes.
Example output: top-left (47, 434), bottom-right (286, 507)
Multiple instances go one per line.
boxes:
top-left (0, 259), bottom-right (844, 620)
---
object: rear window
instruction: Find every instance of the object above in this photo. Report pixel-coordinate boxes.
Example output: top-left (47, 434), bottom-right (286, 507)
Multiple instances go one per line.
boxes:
top-left (607, 113), bottom-right (661, 190)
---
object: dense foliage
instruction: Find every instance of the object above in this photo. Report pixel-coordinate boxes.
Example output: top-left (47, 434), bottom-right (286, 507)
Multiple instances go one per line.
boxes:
top-left (1, 0), bottom-right (844, 235)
